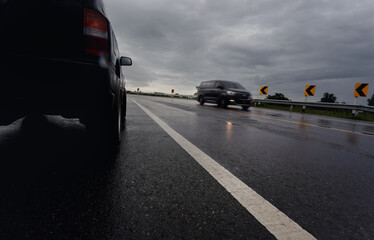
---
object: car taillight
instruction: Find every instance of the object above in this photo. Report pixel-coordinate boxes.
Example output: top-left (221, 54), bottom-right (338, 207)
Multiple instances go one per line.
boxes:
top-left (84, 8), bottom-right (108, 56)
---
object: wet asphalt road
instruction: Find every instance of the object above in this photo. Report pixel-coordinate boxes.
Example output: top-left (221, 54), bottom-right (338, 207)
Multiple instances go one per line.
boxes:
top-left (1, 95), bottom-right (374, 239)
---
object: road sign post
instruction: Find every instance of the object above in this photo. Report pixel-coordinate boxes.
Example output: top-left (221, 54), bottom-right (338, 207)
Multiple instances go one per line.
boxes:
top-left (352, 97), bottom-right (358, 116)
top-left (171, 89), bottom-right (175, 101)
top-left (259, 86), bottom-right (268, 106)
top-left (302, 96), bottom-right (307, 112)
top-left (303, 85), bottom-right (316, 112)
top-left (353, 83), bottom-right (369, 116)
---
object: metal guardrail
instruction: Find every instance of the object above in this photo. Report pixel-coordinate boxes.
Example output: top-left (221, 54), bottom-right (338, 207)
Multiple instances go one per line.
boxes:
top-left (253, 99), bottom-right (374, 113)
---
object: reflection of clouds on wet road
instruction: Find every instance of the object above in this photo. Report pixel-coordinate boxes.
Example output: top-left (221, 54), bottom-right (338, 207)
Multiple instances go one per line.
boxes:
top-left (346, 133), bottom-right (360, 146)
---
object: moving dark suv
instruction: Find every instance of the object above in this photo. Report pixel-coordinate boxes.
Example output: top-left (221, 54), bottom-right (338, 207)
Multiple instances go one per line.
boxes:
top-left (0, 0), bottom-right (132, 145)
top-left (197, 80), bottom-right (252, 110)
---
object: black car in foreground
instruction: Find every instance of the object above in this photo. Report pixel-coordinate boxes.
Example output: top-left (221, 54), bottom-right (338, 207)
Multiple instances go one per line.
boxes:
top-left (0, 0), bottom-right (132, 146)
top-left (197, 80), bottom-right (252, 110)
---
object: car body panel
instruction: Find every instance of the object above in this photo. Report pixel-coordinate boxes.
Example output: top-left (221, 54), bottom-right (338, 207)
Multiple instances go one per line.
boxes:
top-left (0, 0), bottom-right (128, 125)
top-left (197, 80), bottom-right (252, 107)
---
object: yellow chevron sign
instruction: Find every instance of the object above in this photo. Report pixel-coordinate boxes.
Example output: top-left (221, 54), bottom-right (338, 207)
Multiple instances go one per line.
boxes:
top-left (259, 86), bottom-right (268, 95)
top-left (354, 83), bottom-right (369, 97)
top-left (304, 85), bottom-right (316, 96)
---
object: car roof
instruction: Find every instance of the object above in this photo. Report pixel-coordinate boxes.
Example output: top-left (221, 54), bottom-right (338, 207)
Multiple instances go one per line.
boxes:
top-left (201, 80), bottom-right (238, 84)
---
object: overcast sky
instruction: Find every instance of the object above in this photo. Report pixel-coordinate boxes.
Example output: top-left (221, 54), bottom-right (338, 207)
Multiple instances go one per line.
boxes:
top-left (105, 0), bottom-right (374, 104)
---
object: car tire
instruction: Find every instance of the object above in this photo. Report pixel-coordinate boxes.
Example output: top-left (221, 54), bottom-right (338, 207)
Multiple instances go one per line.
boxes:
top-left (219, 97), bottom-right (227, 108)
top-left (85, 99), bottom-right (121, 151)
top-left (114, 99), bottom-right (122, 144)
top-left (121, 94), bottom-right (127, 130)
top-left (242, 106), bottom-right (249, 110)
top-left (199, 97), bottom-right (205, 105)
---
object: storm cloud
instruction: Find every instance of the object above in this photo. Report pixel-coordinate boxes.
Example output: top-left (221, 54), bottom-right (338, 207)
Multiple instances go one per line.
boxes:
top-left (106, 0), bottom-right (374, 103)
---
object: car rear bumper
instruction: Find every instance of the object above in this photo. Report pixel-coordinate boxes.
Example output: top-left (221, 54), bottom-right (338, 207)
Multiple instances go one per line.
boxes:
top-left (0, 53), bottom-right (112, 121)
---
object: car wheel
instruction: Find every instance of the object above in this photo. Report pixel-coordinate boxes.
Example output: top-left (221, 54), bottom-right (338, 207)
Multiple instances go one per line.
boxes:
top-left (219, 97), bottom-right (227, 108)
top-left (114, 99), bottom-right (121, 143)
top-left (85, 99), bottom-right (121, 151)
top-left (242, 106), bottom-right (249, 110)
top-left (121, 94), bottom-right (127, 130)
top-left (199, 97), bottom-right (205, 105)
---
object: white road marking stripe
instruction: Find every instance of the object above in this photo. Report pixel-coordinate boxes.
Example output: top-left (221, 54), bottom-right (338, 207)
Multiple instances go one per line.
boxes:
top-left (132, 100), bottom-right (316, 240)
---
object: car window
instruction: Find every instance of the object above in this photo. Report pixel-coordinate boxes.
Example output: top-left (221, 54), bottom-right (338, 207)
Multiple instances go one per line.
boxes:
top-left (207, 82), bottom-right (215, 88)
top-left (222, 82), bottom-right (245, 89)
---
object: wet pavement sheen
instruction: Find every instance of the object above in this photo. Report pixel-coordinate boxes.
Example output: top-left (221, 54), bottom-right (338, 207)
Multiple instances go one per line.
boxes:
top-left (0, 95), bottom-right (373, 239)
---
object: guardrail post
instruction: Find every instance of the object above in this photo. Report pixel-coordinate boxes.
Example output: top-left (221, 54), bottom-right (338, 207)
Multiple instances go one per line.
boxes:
top-left (352, 97), bottom-right (358, 116)
top-left (302, 96), bottom-right (307, 113)
top-left (290, 105), bottom-right (293, 112)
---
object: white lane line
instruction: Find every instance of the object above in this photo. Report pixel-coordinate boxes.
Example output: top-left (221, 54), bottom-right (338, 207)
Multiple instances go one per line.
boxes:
top-left (132, 100), bottom-right (316, 240)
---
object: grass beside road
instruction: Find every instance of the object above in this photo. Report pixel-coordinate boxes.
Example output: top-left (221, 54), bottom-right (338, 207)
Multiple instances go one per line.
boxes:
top-left (253, 103), bottom-right (374, 122)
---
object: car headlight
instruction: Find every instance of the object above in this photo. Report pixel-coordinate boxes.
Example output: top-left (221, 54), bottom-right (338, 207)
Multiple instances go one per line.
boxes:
top-left (226, 91), bottom-right (236, 95)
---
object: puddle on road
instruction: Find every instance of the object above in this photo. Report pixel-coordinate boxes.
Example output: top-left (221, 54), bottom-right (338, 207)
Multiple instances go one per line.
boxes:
top-left (345, 133), bottom-right (360, 146)
top-left (245, 118), bottom-right (258, 124)
top-left (317, 119), bottom-right (332, 128)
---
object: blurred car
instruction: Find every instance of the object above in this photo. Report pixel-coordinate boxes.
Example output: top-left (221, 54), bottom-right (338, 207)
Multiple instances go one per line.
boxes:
top-left (0, 0), bottom-right (132, 146)
top-left (197, 80), bottom-right (252, 110)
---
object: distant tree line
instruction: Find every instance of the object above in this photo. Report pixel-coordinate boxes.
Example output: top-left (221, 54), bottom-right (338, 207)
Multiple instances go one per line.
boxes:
top-left (320, 92), bottom-right (337, 103)
top-left (265, 91), bottom-right (340, 103)
top-left (265, 93), bottom-right (289, 100)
